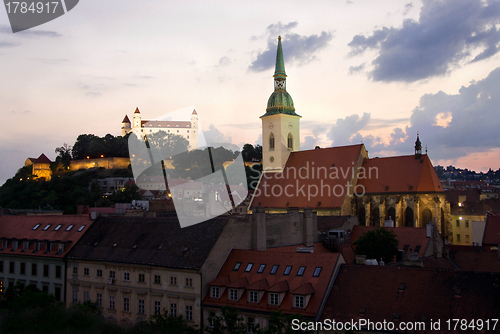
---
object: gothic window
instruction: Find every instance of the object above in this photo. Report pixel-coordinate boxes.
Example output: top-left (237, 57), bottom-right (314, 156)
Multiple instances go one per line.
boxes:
top-left (358, 207), bottom-right (366, 226)
top-left (405, 207), bottom-right (414, 227)
top-left (371, 207), bottom-right (380, 226)
top-left (422, 208), bottom-right (432, 227)
top-left (269, 133), bottom-right (275, 151)
top-left (387, 207), bottom-right (396, 221)
top-left (287, 133), bottom-right (293, 150)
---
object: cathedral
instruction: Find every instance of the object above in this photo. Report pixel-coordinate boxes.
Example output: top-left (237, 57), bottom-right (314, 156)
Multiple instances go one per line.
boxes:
top-left (252, 37), bottom-right (451, 239)
top-left (121, 108), bottom-right (199, 150)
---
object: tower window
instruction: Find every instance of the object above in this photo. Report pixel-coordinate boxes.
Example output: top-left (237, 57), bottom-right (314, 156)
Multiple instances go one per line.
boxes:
top-left (287, 133), bottom-right (293, 150)
top-left (269, 133), bottom-right (275, 151)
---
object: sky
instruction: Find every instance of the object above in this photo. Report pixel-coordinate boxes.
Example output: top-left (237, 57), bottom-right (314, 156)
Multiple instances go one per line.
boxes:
top-left (1, 0), bottom-right (500, 186)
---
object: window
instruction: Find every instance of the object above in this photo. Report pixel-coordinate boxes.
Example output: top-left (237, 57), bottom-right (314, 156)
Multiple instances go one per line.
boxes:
top-left (124, 272), bottom-right (130, 281)
top-left (54, 224), bottom-right (62, 231)
top-left (283, 266), bottom-right (292, 276)
top-left (211, 286), bottom-right (220, 298)
top-left (32, 224), bottom-right (41, 230)
top-left (457, 234), bottom-right (461, 242)
top-left (456, 220), bottom-right (460, 227)
top-left (97, 269), bottom-right (102, 277)
top-left (72, 289), bottom-right (78, 303)
top-left (123, 297), bottom-right (129, 312)
top-left (138, 299), bottom-right (144, 314)
top-left (109, 295), bottom-right (115, 309)
top-left (20, 262), bottom-right (26, 275)
top-left (466, 235), bottom-right (470, 243)
top-left (154, 301), bottom-right (161, 315)
top-left (138, 273), bottom-right (145, 283)
top-left (185, 305), bottom-right (193, 321)
top-left (78, 225), bottom-right (86, 232)
top-left (84, 291), bottom-right (89, 302)
top-left (270, 265), bottom-right (279, 274)
top-left (229, 288), bottom-right (238, 300)
top-left (247, 317), bottom-right (255, 334)
top-left (269, 133), bottom-right (275, 151)
top-left (249, 291), bottom-right (258, 303)
top-left (154, 275), bottom-right (161, 284)
top-left (185, 277), bottom-right (193, 287)
top-left (270, 293), bottom-right (279, 305)
top-left (313, 267), bottom-right (322, 277)
top-left (170, 303), bottom-right (177, 317)
top-left (72, 266), bottom-right (78, 275)
top-left (55, 286), bottom-right (61, 301)
top-left (84, 268), bottom-right (89, 276)
top-left (65, 225), bottom-right (74, 231)
top-left (465, 220), bottom-right (469, 228)
top-left (233, 262), bottom-right (242, 271)
top-left (97, 293), bottom-right (102, 307)
top-left (297, 266), bottom-right (306, 276)
top-left (43, 264), bottom-right (49, 277)
top-left (170, 276), bottom-right (177, 285)
top-left (30, 263), bottom-right (36, 276)
top-left (294, 295), bottom-right (304, 308)
top-left (9, 261), bottom-right (15, 274)
top-left (257, 264), bottom-right (266, 273)
top-left (109, 270), bottom-right (115, 279)
top-left (43, 224), bottom-right (51, 231)
top-left (245, 263), bottom-right (253, 272)
top-left (287, 133), bottom-right (293, 150)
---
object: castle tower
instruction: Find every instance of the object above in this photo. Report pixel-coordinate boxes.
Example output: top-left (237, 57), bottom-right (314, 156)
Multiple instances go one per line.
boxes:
top-left (133, 107), bottom-right (142, 131)
top-left (190, 109), bottom-right (199, 149)
top-left (260, 36), bottom-right (301, 172)
top-left (121, 115), bottom-right (131, 136)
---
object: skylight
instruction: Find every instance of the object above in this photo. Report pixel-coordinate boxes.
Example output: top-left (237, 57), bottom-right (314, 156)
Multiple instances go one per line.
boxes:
top-left (233, 262), bottom-right (241, 271)
top-left (77, 225), bottom-right (86, 232)
top-left (54, 224), bottom-right (62, 231)
top-left (270, 265), bottom-right (279, 275)
top-left (65, 224), bottom-right (74, 231)
top-left (32, 224), bottom-right (41, 230)
top-left (313, 267), bottom-right (322, 277)
top-left (283, 266), bottom-right (292, 276)
top-left (43, 224), bottom-right (51, 231)
top-left (297, 266), bottom-right (306, 276)
top-left (257, 264), bottom-right (266, 273)
top-left (245, 263), bottom-right (254, 272)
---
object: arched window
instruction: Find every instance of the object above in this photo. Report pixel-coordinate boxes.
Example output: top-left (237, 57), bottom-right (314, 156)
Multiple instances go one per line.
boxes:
top-left (269, 133), bottom-right (275, 151)
top-left (371, 207), bottom-right (380, 227)
top-left (405, 207), bottom-right (414, 227)
top-left (422, 208), bottom-right (433, 227)
top-left (387, 207), bottom-right (396, 222)
top-left (358, 207), bottom-right (366, 226)
top-left (287, 133), bottom-right (293, 150)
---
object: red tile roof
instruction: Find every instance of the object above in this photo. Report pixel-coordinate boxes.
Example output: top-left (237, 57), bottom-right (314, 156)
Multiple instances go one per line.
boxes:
top-left (483, 214), bottom-right (500, 246)
top-left (0, 215), bottom-right (92, 258)
top-left (320, 265), bottom-right (500, 327)
top-left (192, 109), bottom-right (198, 115)
top-left (351, 226), bottom-right (430, 261)
top-left (358, 154), bottom-right (443, 194)
top-left (203, 247), bottom-right (341, 318)
top-left (27, 153), bottom-right (52, 164)
top-left (122, 115), bottom-right (131, 123)
top-left (252, 145), bottom-right (364, 209)
top-left (450, 249), bottom-right (500, 272)
top-left (134, 107), bottom-right (140, 114)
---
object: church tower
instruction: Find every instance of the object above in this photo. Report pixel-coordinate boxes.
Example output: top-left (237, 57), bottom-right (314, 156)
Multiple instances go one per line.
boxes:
top-left (133, 107), bottom-right (142, 131)
top-left (261, 36), bottom-right (301, 172)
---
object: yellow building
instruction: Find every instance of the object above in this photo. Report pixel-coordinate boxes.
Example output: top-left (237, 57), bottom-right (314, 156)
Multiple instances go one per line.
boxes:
top-left (25, 153), bottom-right (52, 180)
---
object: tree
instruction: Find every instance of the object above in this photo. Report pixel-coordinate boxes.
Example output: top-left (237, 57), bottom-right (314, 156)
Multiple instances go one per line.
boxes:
top-left (206, 307), bottom-right (248, 334)
top-left (353, 227), bottom-right (399, 263)
top-left (55, 143), bottom-right (72, 170)
top-left (242, 144), bottom-right (262, 162)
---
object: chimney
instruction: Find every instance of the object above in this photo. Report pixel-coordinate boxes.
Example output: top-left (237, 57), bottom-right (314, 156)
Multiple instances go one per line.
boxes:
top-left (252, 207), bottom-right (266, 251)
top-left (303, 208), bottom-right (315, 247)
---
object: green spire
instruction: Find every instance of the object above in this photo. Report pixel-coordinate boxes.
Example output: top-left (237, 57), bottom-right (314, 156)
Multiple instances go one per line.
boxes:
top-left (273, 36), bottom-right (287, 79)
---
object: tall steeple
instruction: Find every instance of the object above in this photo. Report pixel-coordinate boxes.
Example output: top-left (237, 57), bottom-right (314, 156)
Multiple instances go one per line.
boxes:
top-left (260, 36), bottom-right (301, 172)
top-left (415, 132), bottom-right (422, 159)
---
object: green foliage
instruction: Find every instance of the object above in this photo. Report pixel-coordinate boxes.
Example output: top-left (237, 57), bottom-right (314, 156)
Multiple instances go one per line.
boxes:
top-left (146, 309), bottom-right (198, 334)
top-left (72, 133), bottom-right (129, 160)
top-left (353, 227), bottom-right (399, 263)
top-left (171, 146), bottom-right (237, 180)
top-left (241, 144), bottom-right (262, 162)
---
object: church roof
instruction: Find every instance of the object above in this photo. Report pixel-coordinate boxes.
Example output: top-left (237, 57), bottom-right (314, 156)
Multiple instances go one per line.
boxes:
top-left (27, 153), bottom-right (52, 164)
top-left (122, 115), bottom-right (131, 123)
top-left (251, 144), bottom-right (364, 209)
top-left (358, 154), bottom-right (444, 194)
top-left (273, 36), bottom-right (286, 79)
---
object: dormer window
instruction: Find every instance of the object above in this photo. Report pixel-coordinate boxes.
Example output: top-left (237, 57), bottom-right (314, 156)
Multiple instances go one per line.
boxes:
top-left (294, 295), bottom-right (304, 308)
top-left (54, 225), bottom-right (62, 231)
top-left (245, 263), bottom-right (254, 272)
top-left (313, 267), bottom-right (322, 277)
top-left (43, 224), bottom-right (51, 231)
top-left (233, 262), bottom-right (241, 271)
top-left (270, 265), bottom-right (279, 275)
top-left (32, 224), bottom-right (41, 230)
top-left (269, 293), bottom-right (279, 305)
top-left (65, 225), bottom-right (74, 231)
top-left (283, 266), bottom-right (292, 276)
top-left (257, 264), bottom-right (266, 273)
top-left (297, 266), bottom-right (306, 276)
top-left (77, 225), bottom-right (86, 232)
top-left (211, 286), bottom-right (220, 298)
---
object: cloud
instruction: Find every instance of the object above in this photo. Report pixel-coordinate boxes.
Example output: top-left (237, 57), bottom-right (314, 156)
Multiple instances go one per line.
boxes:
top-left (349, 63), bottom-right (365, 74)
top-left (327, 112), bottom-right (371, 146)
top-left (403, 2), bottom-right (413, 15)
top-left (222, 123), bottom-right (260, 130)
top-left (11, 110), bottom-right (31, 114)
top-left (348, 0), bottom-right (500, 82)
top-left (216, 56), bottom-right (231, 67)
top-left (0, 41), bottom-right (19, 48)
top-left (249, 22), bottom-right (333, 72)
top-left (0, 25), bottom-right (61, 38)
top-left (255, 134), bottom-right (262, 146)
top-left (85, 92), bottom-right (102, 97)
top-left (203, 124), bottom-right (232, 144)
top-left (302, 135), bottom-right (320, 150)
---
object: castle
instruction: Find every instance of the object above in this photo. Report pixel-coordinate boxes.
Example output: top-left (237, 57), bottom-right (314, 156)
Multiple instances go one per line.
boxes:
top-left (121, 108), bottom-right (199, 150)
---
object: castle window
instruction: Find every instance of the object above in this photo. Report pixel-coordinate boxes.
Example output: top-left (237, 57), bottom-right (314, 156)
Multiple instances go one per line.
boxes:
top-left (287, 133), bottom-right (293, 150)
top-left (269, 133), bottom-right (275, 151)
